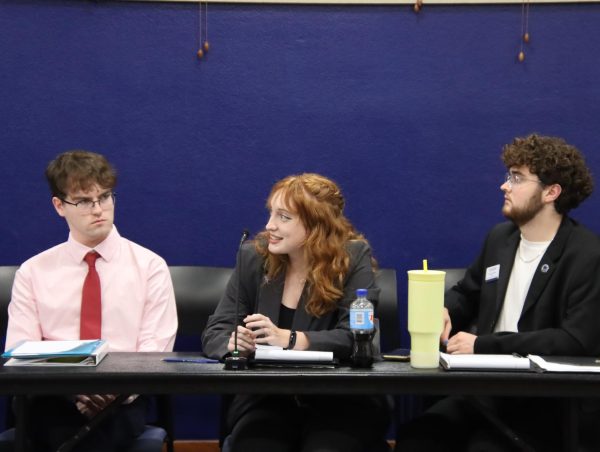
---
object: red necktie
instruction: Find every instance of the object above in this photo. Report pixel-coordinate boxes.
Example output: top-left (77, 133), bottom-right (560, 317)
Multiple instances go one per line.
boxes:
top-left (80, 251), bottom-right (102, 339)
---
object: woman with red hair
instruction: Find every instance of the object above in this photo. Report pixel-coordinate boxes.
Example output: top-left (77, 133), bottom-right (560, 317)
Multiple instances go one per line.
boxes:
top-left (203, 173), bottom-right (391, 452)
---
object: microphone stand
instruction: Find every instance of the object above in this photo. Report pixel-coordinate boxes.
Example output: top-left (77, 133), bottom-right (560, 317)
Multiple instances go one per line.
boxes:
top-left (225, 230), bottom-right (250, 370)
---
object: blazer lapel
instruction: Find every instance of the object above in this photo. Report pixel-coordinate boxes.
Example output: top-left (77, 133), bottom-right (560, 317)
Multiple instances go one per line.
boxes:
top-left (520, 217), bottom-right (572, 317)
top-left (292, 287), bottom-right (314, 331)
top-left (493, 230), bottom-right (520, 322)
top-left (256, 275), bottom-right (283, 325)
top-left (256, 276), bottom-right (315, 331)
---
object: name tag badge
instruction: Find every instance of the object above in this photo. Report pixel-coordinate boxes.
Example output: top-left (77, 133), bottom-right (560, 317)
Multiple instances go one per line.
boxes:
top-left (485, 264), bottom-right (500, 282)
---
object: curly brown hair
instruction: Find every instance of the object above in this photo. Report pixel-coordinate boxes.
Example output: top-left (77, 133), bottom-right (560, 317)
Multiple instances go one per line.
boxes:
top-left (502, 134), bottom-right (593, 214)
top-left (255, 173), bottom-right (373, 317)
top-left (46, 150), bottom-right (117, 198)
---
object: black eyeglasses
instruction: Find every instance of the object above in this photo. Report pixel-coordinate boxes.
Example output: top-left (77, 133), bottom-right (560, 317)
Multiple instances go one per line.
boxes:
top-left (61, 192), bottom-right (116, 213)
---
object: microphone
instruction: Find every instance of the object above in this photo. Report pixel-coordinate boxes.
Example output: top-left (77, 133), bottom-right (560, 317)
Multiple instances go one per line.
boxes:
top-left (225, 229), bottom-right (250, 370)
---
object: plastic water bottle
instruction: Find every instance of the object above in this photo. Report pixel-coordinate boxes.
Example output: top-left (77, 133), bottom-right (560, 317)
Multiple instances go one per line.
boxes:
top-left (349, 288), bottom-right (375, 368)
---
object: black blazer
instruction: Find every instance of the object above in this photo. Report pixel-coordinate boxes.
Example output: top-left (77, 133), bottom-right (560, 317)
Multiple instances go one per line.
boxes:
top-left (201, 240), bottom-right (384, 434)
top-left (201, 240), bottom-right (379, 361)
top-left (446, 217), bottom-right (600, 356)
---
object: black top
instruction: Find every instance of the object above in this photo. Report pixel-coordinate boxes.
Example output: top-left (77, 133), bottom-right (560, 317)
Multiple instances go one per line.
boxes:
top-left (278, 304), bottom-right (295, 330)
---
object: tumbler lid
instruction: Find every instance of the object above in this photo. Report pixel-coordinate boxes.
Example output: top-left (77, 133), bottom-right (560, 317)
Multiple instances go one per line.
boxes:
top-left (407, 270), bottom-right (446, 282)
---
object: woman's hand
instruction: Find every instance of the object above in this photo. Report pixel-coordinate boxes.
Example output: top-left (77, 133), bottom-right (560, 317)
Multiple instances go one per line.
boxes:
top-left (244, 313), bottom-right (289, 348)
top-left (227, 325), bottom-right (256, 357)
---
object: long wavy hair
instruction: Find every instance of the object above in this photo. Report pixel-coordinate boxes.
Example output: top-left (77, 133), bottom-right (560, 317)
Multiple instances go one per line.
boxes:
top-left (255, 173), bottom-right (373, 317)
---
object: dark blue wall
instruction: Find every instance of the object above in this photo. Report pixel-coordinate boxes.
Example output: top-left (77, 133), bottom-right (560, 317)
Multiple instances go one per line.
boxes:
top-left (2, 0), bottom-right (600, 439)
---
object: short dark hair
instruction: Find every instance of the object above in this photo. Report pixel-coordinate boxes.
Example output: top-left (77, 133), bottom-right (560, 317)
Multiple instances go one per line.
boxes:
top-left (502, 134), bottom-right (593, 214)
top-left (45, 150), bottom-right (117, 198)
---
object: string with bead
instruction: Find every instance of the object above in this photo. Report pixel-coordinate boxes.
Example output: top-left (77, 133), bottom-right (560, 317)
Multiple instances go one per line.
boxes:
top-left (197, 1), bottom-right (210, 59)
top-left (518, 0), bottom-right (530, 62)
top-left (413, 0), bottom-right (423, 14)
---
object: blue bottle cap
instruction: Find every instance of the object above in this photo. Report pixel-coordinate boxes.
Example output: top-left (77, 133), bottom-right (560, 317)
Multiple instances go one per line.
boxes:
top-left (356, 288), bottom-right (367, 297)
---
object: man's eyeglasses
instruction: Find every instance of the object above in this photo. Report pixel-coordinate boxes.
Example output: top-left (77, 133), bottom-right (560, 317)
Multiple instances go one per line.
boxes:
top-left (504, 172), bottom-right (542, 188)
top-left (61, 192), bottom-right (116, 212)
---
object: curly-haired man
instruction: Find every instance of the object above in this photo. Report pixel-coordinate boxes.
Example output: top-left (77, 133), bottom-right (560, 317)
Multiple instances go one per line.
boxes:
top-left (397, 134), bottom-right (600, 451)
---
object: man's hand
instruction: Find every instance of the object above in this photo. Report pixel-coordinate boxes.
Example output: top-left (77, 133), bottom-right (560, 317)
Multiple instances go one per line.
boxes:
top-left (446, 332), bottom-right (477, 354)
top-left (75, 394), bottom-right (117, 419)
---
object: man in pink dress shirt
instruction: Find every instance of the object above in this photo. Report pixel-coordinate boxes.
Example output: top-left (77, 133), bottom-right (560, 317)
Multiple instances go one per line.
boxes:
top-left (5, 150), bottom-right (178, 452)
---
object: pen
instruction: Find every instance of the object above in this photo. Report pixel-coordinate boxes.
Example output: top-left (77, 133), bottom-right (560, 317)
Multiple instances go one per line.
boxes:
top-left (162, 358), bottom-right (219, 364)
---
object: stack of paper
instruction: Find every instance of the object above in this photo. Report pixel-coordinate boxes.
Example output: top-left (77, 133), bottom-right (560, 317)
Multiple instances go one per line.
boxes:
top-left (529, 355), bottom-right (600, 373)
top-left (2, 339), bottom-right (108, 366)
top-left (439, 352), bottom-right (531, 371)
top-left (253, 345), bottom-right (335, 367)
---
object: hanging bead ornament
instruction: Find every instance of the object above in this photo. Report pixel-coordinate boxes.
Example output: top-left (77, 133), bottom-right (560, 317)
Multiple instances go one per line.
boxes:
top-left (518, 0), bottom-right (530, 62)
top-left (197, 1), bottom-right (209, 59)
top-left (413, 0), bottom-right (423, 13)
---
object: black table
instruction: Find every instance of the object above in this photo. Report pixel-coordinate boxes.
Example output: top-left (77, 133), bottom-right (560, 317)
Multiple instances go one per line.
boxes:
top-left (2, 352), bottom-right (598, 451)
top-left (3, 352), bottom-right (600, 397)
